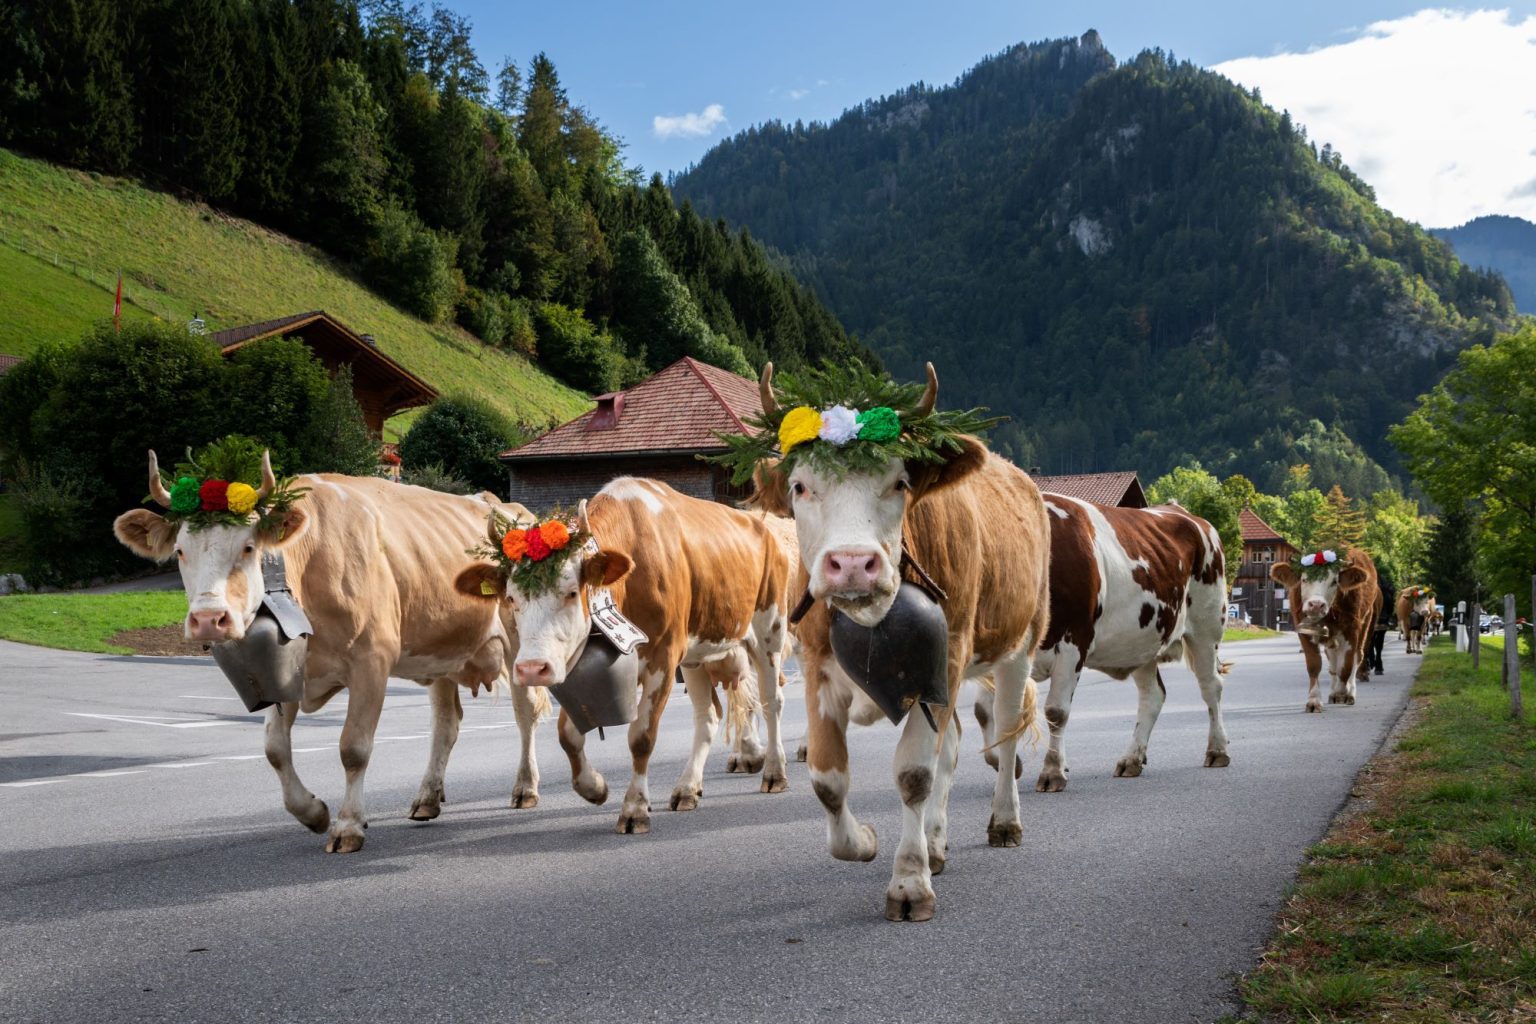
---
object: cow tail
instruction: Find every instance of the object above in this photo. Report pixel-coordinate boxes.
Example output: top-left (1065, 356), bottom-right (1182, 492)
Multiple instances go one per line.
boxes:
top-left (530, 683), bottom-right (552, 721)
top-left (990, 673), bottom-right (1041, 750)
top-left (723, 672), bottom-right (760, 748)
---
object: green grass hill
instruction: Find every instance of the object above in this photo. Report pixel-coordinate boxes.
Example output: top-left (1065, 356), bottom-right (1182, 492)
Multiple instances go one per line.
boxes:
top-left (0, 148), bottom-right (591, 434)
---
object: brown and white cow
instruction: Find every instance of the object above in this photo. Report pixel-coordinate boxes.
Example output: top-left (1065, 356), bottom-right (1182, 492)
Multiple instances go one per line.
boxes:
top-left (1395, 588), bottom-right (1434, 654)
top-left (752, 364), bottom-right (1051, 922)
top-left (1271, 548), bottom-right (1381, 712)
top-left (455, 477), bottom-right (793, 834)
top-left (975, 495), bottom-right (1230, 790)
top-left (114, 454), bottom-right (545, 853)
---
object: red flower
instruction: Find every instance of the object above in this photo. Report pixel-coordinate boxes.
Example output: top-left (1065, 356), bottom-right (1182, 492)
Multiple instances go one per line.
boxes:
top-left (199, 479), bottom-right (230, 512)
top-left (525, 528), bottom-right (551, 561)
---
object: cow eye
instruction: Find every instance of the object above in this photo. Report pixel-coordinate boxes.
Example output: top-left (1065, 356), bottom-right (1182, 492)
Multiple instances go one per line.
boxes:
top-left (175, 548), bottom-right (184, 560)
top-left (894, 478), bottom-right (911, 493)
top-left (243, 544), bottom-right (256, 556)
top-left (566, 589), bottom-right (579, 602)
top-left (791, 481), bottom-right (807, 498)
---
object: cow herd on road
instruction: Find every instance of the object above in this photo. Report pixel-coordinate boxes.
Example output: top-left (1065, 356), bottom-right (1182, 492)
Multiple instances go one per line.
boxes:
top-left (111, 362), bottom-right (1413, 922)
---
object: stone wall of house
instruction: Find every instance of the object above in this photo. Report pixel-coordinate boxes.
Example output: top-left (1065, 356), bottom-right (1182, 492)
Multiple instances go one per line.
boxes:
top-left (505, 456), bottom-right (726, 513)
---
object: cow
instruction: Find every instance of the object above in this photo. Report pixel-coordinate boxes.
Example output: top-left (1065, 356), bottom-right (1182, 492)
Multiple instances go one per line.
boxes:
top-left (1396, 588), bottom-right (1434, 654)
top-left (113, 451), bottom-right (546, 853)
top-left (973, 495), bottom-right (1230, 790)
top-left (1271, 548), bottom-right (1381, 712)
top-left (454, 477), bottom-right (793, 835)
top-left (750, 362), bottom-right (1051, 922)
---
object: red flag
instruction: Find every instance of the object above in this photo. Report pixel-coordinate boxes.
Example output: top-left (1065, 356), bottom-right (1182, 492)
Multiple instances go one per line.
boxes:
top-left (113, 270), bottom-right (122, 331)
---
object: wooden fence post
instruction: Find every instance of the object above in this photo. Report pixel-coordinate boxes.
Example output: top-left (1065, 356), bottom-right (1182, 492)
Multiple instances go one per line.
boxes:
top-left (1507, 594), bottom-right (1523, 720)
top-left (1471, 602), bottom-right (1480, 670)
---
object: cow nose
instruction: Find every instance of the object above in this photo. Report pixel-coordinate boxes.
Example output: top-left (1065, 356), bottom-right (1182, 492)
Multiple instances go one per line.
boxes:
top-left (187, 610), bottom-right (232, 641)
top-left (822, 548), bottom-right (883, 593)
top-left (1304, 598), bottom-right (1326, 614)
top-left (515, 659), bottom-right (553, 685)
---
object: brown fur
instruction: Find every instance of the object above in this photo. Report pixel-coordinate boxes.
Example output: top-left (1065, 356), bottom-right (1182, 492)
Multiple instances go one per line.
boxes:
top-left (1272, 548), bottom-right (1382, 702)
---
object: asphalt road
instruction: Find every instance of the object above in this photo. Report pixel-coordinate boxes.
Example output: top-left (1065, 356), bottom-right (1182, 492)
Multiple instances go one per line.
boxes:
top-left (0, 634), bottom-right (1415, 1024)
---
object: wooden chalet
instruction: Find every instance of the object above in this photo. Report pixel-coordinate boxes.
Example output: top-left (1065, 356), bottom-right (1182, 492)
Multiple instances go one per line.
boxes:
top-left (1032, 471), bottom-right (1148, 508)
top-left (1232, 507), bottom-right (1296, 629)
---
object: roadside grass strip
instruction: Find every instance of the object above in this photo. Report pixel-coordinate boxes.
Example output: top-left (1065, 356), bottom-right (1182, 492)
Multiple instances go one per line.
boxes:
top-left (1240, 634), bottom-right (1536, 1022)
top-left (0, 591), bottom-right (186, 654)
top-left (1223, 626), bottom-right (1282, 642)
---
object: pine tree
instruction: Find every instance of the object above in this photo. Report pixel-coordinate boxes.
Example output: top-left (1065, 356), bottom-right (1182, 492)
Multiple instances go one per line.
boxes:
top-left (299, 366), bottom-right (381, 476)
top-left (1317, 484), bottom-right (1366, 551)
top-left (518, 53), bottom-right (568, 191)
top-left (1422, 505), bottom-right (1479, 614)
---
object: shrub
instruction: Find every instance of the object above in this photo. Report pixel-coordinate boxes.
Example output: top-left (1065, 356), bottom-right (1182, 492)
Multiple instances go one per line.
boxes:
top-left (298, 366), bottom-right (380, 476)
top-left (457, 286), bottom-right (508, 346)
top-left (364, 203), bottom-right (460, 322)
top-left (401, 461), bottom-right (474, 495)
top-left (398, 395), bottom-right (534, 494)
top-left (224, 336), bottom-right (330, 472)
top-left (533, 301), bottom-right (624, 393)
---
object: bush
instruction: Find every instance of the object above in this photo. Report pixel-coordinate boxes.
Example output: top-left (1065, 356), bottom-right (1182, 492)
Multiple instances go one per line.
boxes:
top-left (224, 336), bottom-right (330, 472)
top-left (456, 286), bottom-right (509, 346)
top-left (401, 461), bottom-right (474, 495)
top-left (533, 301), bottom-right (624, 393)
top-left (7, 461), bottom-right (128, 585)
top-left (298, 366), bottom-right (380, 475)
top-left (398, 395), bottom-right (534, 494)
top-left (364, 203), bottom-right (460, 322)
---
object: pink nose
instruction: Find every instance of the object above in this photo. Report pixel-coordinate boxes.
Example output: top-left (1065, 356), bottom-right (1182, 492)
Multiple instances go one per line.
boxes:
top-left (822, 549), bottom-right (883, 593)
top-left (1304, 598), bottom-right (1326, 614)
top-left (515, 660), bottom-right (553, 685)
top-left (187, 610), bottom-right (232, 641)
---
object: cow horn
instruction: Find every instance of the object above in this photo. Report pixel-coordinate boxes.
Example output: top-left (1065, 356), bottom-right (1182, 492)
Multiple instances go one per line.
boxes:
top-left (147, 450), bottom-right (172, 508)
top-left (914, 362), bottom-right (938, 418)
top-left (487, 510), bottom-right (508, 547)
top-left (577, 499), bottom-right (591, 535)
top-left (758, 362), bottom-right (777, 416)
top-left (254, 450), bottom-right (276, 502)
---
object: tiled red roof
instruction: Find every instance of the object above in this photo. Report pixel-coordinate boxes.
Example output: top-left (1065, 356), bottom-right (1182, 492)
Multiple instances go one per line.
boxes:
top-left (1239, 507), bottom-right (1285, 543)
top-left (1035, 471), bottom-right (1146, 508)
top-left (501, 357), bottom-right (761, 460)
top-left (0, 353), bottom-right (21, 376)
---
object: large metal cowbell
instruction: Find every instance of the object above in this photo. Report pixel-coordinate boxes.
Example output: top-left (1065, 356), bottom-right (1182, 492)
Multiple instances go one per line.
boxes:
top-left (209, 553), bottom-right (312, 713)
top-left (547, 628), bottom-right (642, 734)
top-left (828, 581), bottom-right (950, 726)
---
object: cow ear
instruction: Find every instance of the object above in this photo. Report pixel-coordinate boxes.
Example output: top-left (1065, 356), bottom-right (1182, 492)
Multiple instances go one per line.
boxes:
top-left (1270, 562), bottom-right (1299, 588)
top-left (1338, 566), bottom-right (1368, 590)
top-left (114, 509), bottom-right (178, 562)
top-left (908, 435), bottom-right (988, 501)
top-left (455, 563), bottom-right (504, 601)
top-left (582, 550), bottom-right (633, 588)
top-left (258, 505), bottom-right (310, 549)
top-left (748, 460), bottom-right (792, 517)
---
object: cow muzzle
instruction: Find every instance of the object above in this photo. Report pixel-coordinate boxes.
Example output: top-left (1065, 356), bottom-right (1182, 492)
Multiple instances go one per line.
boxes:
top-left (514, 658), bottom-right (558, 686)
top-left (187, 608), bottom-right (237, 642)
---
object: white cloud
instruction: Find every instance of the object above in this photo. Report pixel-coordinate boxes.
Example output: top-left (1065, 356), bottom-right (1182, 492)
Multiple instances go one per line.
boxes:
top-left (787, 88), bottom-right (810, 100)
top-left (652, 103), bottom-right (728, 140)
top-left (1215, 9), bottom-right (1536, 226)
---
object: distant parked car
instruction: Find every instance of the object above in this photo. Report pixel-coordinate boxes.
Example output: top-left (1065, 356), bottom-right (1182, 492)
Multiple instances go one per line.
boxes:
top-left (1479, 614), bottom-right (1494, 633)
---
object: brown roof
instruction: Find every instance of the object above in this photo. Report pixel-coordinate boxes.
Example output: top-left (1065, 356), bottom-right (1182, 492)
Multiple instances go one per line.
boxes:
top-left (501, 357), bottom-right (760, 461)
top-left (1035, 471), bottom-right (1147, 508)
top-left (1239, 508), bottom-right (1286, 544)
top-left (0, 354), bottom-right (21, 377)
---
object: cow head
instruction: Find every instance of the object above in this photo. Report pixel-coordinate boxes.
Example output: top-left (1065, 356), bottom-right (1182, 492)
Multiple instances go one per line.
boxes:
top-left (752, 363), bottom-right (987, 627)
top-left (1271, 557), bottom-right (1368, 625)
top-left (113, 450), bottom-right (309, 643)
top-left (455, 503), bottom-right (632, 686)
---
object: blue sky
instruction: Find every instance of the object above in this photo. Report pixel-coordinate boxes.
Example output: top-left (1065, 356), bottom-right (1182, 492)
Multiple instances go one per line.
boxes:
top-left (453, 2), bottom-right (1536, 225)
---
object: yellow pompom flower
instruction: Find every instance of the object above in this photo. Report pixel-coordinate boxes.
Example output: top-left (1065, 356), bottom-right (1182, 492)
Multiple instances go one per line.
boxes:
top-left (226, 482), bottom-right (259, 515)
top-left (778, 406), bottom-right (823, 453)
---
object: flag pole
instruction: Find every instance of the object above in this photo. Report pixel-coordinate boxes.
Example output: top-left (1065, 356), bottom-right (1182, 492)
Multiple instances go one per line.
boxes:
top-left (113, 269), bottom-right (123, 332)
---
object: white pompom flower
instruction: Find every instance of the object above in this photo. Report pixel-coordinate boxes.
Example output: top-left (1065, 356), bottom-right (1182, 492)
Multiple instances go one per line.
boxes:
top-left (817, 405), bottom-right (861, 446)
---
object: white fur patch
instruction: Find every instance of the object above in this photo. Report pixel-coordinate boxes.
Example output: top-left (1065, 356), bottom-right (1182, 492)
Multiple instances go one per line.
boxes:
top-left (600, 476), bottom-right (665, 514)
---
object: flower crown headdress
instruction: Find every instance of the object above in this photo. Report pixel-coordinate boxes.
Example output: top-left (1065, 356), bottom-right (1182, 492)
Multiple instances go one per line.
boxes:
top-left (1294, 549), bottom-right (1340, 580)
top-left (472, 506), bottom-right (592, 597)
top-left (708, 360), bottom-right (1002, 485)
top-left (148, 435), bottom-right (308, 533)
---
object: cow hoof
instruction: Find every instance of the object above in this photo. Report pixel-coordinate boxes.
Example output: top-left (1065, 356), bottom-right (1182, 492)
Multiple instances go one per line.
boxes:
top-left (831, 823), bottom-right (878, 862)
top-left (616, 810), bottom-right (651, 835)
top-left (928, 851), bottom-right (947, 876)
top-left (1114, 757), bottom-right (1144, 778)
top-left (1344, 695), bottom-right (1356, 706)
top-left (407, 799), bottom-right (441, 822)
top-left (575, 774), bottom-right (608, 805)
top-left (296, 800), bottom-right (330, 834)
top-left (510, 789), bottom-right (539, 810)
top-left (760, 771), bottom-right (788, 794)
top-left (730, 752), bottom-right (765, 775)
top-left (1204, 751), bottom-right (1231, 768)
top-left (986, 816), bottom-right (1023, 848)
top-left (1329, 693), bottom-right (1346, 705)
top-left (1035, 771), bottom-right (1067, 793)
top-left (669, 787), bottom-right (701, 812)
top-left (1306, 701), bottom-right (1322, 713)
top-left (794, 742), bottom-right (808, 763)
top-left (885, 890), bottom-right (937, 923)
top-left (324, 829), bottom-right (365, 854)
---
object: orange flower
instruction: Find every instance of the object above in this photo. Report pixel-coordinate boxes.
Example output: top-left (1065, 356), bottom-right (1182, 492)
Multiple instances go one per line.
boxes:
top-left (539, 520), bottom-right (571, 551)
top-left (501, 528), bottom-right (529, 561)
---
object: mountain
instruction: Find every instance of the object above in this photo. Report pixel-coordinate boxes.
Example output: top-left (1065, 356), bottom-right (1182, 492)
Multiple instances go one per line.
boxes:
top-left (673, 33), bottom-right (1517, 493)
top-left (1432, 215), bottom-right (1536, 313)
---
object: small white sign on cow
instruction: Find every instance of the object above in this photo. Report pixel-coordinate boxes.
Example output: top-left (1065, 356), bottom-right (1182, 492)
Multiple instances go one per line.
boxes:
top-left (590, 590), bottom-right (648, 654)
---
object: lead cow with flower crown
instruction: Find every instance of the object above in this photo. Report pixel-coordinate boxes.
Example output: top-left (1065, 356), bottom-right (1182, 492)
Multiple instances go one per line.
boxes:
top-left (1270, 547), bottom-right (1382, 712)
top-left (113, 437), bottom-right (544, 853)
top-left (720, 361), bottom-right (1051, 922)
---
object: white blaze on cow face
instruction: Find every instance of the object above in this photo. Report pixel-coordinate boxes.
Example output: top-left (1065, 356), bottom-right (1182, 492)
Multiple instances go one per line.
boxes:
top-left (1295, 569), bottom-right (1345, 623)
top-left (174, 522), bottom-right (266, 642)
top-left (507, 558), bottom-right (590, 687)
top-left (787, 454), bottom-right (908, 627)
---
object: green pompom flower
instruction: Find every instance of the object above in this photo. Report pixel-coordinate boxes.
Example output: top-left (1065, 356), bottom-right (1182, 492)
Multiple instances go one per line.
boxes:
top-left (169, 476), bottom-right (201, 515)
top-left (855, 406), bottom-right (900, 443)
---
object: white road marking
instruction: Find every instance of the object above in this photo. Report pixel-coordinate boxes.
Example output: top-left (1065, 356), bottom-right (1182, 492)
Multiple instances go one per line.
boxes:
top-left (70, 770), bottom-right (148, 778)
top-left (0, 779), bottom-right (65, 788)
top-left (177, 695), bottom-right (244, 701)
top-left (145, 762), bottom-right (214, 769)
top-left (64, 712), bottom-right (243, 729)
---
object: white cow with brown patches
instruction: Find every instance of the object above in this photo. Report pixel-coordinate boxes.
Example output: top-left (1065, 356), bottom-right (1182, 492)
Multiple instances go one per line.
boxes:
top-left (455, 477), bottom-right (793, 834)
top-left (752, 364), bottom-right (1051, 922)
top-left (974, 495), bottom-right (1231, 789)
top-left (114, 453), bottom-right (544, 853)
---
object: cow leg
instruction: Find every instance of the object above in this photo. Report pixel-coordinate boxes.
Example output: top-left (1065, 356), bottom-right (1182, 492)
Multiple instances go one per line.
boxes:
top-left (557, 709), bottom-right (608, 805)
top-left (509, 683), bottom-right (542, 809)
top-left (1114, 664), bottom-right (1165, 778)
top-left (925, 709), bottom-right (961, 875)
top-left (265, 702), bottom-right (329, 833)
top-left (1301, 637), bottom-right (1324, 712)
top-left (886, 707), bottom-right (941, 922)
top-left (751, 621), bottom-right (789, 794)
top-left (794, 733), bottom-right (808, 763)
top-left (726, 704), bottom-right (765, 774)
top-left (805, 661), bottom-right (877, 864)
top-left (1188, 640), bottom-right (1230, 767)
top-left (408, 678), bottom-right (462, 821)
top-left (326, 671), bottom-right (387, 854)
top-left (617, 668), bottom-right (673, 835)
top-left (1036, 654), bottom-right (1080, 792)
top-left (975, 684), bottom-right (1023, 779)
top-left (670, 665), bottom-right (717, 812)
top-left (1327, 639), bottom-right (1355, 705)
top-left (989, 653), bottom-right (1035, 845)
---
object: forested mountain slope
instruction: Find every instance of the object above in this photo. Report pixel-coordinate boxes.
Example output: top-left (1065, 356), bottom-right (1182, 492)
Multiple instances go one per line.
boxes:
top-left (675, 33), bottom-right (1516, 493)
top-left (1433, 215), bottom-right (1536, 314)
